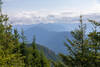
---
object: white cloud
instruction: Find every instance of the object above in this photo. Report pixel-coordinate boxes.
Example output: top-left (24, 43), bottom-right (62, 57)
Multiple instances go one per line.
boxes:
top-left (7, 3), bottom-right (100, 25)
top-left (7, 11), bottom-right (99, 25)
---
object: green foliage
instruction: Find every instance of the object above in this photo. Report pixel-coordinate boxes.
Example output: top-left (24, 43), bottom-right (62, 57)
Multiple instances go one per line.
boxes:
top-left (19, 37), bottom-right (51, 67)
top-left (0, 2), bottom-right (25, 67)
top-left (40, 52), bottom-right (50, 67)
top-left (0, 1), bottom-right (51, 67)
top-left (60, 16), bottom-right (100, 67)
top-left (30, 37), bottom-right (50, 67)
top-left (37, 44), bottom-right (58, 61)
top-left (31, 37), bottom-right (41, 67)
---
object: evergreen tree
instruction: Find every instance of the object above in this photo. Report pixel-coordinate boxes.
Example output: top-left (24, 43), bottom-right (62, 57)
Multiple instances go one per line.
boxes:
top-left (29, 37), bottom-right (51, 67)
top-left (40, 52), bottom-right (50, 67)
top-left (0, 0), bottom-right (51, 67)
top-left (52, 61), bottom-right (67, 67)
top-left (13, 29), bottom-right (20, 53)
top-left (31, 37), bottom-right (41, 67)
top-left (20, 29), bottom-right (28, 66)
top-left (0, 0), bottom-right (25, 66)
top-left (59, 16), bottom-right (100, 67)
top-left (88, 19), bottom-right (100, 66)
top-left (20, 29), bottom-right (26, 56)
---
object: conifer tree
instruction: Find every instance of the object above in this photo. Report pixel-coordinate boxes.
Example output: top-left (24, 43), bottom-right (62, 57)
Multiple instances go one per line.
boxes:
top-left (0, 0), bottom-right (25, 66)
top-left (31, 37), bottom-right (41, 67)
top-left (0, 1), bottom-right (51, 67)
top-left (40, 52), bottom-right (50, 67)
top-left (52, 61), bottom-right (67, 67)
top-left (88, 19), bottom-right (100, 66)
top-left (59, 16), bottom-right (97, 67)
top-left (30, 37), bottom-right (51, 67)
top-left (20, 29), bottom-right (26, 56)
top-left (13, 29), bottom-right (20, 53)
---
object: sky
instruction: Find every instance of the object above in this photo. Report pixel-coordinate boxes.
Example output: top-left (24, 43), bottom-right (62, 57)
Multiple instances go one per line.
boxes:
top-left (2, 0), bottom-right (100, 25)
top-left (2, 0), bottom-right (100, 13)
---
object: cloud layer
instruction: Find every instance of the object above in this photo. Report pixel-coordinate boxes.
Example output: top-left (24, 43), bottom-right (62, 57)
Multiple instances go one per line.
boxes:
top-left (7, 7), bottom-right (100, 25)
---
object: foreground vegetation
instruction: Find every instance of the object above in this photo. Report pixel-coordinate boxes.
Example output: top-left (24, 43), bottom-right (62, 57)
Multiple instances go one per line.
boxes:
top-left (59, 16), bottom-right (100, 67)
top-left (0, 1), bottom-right (51, 67)
top-left (0, 0), bottom-right (100, 67)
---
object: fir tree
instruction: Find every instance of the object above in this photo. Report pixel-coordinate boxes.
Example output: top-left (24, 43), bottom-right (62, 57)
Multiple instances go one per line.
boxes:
top-left (88, 19), bottom-right (100, 67)
top-left (20, 29), bottom-right (26, 56)
top-left (0, 0), bottom-right (25, 66)
top-left (59, 16), bottom-right (99, 67)
top-left (31, 37), bottom-right (41, 67)
top-left (40, 52), bottom-right (50, 67)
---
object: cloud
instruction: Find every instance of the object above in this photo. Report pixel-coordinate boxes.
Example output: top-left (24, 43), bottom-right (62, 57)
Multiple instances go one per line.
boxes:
top-left (2, 0), bottom-right (100, 25)
top-left (7, 9), bottom-right (100, 25)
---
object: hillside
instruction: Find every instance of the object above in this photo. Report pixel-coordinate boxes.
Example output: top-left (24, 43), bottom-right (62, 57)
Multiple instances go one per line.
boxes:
top-left (14, 23), bottom-right (74, 54)
top-left (14, 23), bottom-right (94, 54)
top-left (24, 26), bottom-right (72, 54)
top-left (28, 44), bottom-right (58, 61)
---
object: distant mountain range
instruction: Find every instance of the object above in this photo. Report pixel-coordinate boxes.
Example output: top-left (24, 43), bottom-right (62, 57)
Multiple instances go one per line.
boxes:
top-left (11, 12), bottom-right (100, 54)
top-left (13, 23), bottom-right (74, 54)
top-left (13, 23), bottom-right (80, 32)
top-left (13, 23), bottom-right (94, 54)
top-left (24, 27), bottom-right (72, 54)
